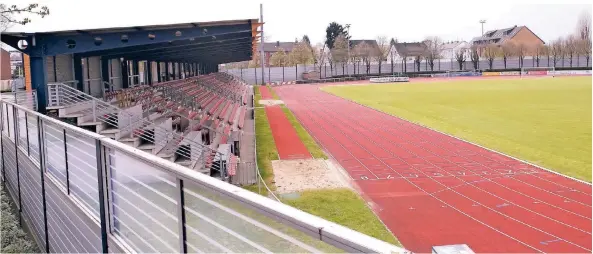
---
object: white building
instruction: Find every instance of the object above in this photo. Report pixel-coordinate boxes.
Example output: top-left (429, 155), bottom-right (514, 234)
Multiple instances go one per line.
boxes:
top-left (440, 41), bottom-right (470, 62)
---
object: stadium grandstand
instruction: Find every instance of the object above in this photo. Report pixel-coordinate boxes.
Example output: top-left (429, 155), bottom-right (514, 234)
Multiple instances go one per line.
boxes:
top-left (0, 8), bottom-right (405, 254)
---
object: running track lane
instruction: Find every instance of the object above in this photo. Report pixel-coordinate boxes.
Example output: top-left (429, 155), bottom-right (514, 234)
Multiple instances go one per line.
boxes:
top-left (264, 105), bottom-right (311, 160)
top-left (274, 85), bottom-right (592, 253)
top-left (259, 86), bottom-right (273, 99)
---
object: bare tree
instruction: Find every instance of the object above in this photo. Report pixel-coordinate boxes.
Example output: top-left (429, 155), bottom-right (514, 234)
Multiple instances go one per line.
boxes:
top-left (248, 52), bottom-right (261, 68)
top-left (269, 49), bottom-right (288, 67)
top-left (332, 34), bottom-right (349, 75)
top-left (376, 36), bottom-right (390, 74)
top-left (500, 42), bottom-right (516, 69)
top-left (454, 48), bottom-right (467, 70)
top-left (389, 38), bottom-right (398, 73)
top-left (543, 44), bottom-right (552, 67)
top-left (564, 35), bottom-right (578, 67)
top-left (314, 43), bottom-right (328, 75)
top-left (483, 45), bottom-right (498, 69)
top-left (354, 42), bottom-right (373, 75)
top-left (288, 40), bottom-right (315, 79)
top-left (1, 3), bottom-right (50, 31)
top-left (469, 45), bottom-right (480, 70)
top-left (576, 10), bottom-right (591, 41)
top-left (578, 36), bottom-right (592, 67)
top-left (550, 38), bottom-right (563, 67)
top-left (515, 42), bottom-right (528, 68)
top-left (532, 44), bottom-right (546, 67)
top-left (414, 55), bottom-right (423, 71)
top-left (424, 36), bottom-right (443, 71)
top-left (351, 43), bottom-right (362, 74)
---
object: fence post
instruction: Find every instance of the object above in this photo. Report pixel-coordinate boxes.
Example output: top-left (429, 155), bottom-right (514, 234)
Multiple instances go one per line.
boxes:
top-left (37, 115), bottom-right (50, 252)
top-left (176, 178), bottom-right (187, 253)
top-left (95, 140), bottom-right (109, 253)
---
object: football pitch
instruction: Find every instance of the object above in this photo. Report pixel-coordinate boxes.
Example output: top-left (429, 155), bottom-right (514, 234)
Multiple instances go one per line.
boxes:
top-left (322, 76), bottom-right (592, 182)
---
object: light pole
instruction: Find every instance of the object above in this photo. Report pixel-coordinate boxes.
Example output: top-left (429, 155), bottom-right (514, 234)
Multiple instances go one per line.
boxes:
top-left (345, 24), bottom-right (351, 77)
top-left (479, 20), bottom-right (486, 36)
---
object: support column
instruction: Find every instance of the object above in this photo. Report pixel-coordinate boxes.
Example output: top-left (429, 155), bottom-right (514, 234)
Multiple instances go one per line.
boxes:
top-left (121, 60), bottom-right (129, 89)
top-left (147, 61), bottom-right (153, 85)
top-left (165, 62), bottom-right (170, 81)
top-left (73, 54), bottom-right (84, 91)
top-left (172, 63), bottom-right (176, 80)
top-left (132, 60), bottom-right (139, 85)
top-left (30, 56), bottom-right (48, 113)
top-left (101, 58), bottom-right (109, 93)
top-left (156, 62), bottom-right (161, 83)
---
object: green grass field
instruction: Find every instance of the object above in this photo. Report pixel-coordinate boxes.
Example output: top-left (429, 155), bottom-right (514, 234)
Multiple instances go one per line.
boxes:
top-left (323, 76), bottom-right (592, 182)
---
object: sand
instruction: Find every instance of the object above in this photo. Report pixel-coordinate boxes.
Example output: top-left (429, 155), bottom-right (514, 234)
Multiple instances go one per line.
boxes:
top-left (258, 99), bottom-right (284, 106)
top-left (272, 158), bottom-right (351, 194)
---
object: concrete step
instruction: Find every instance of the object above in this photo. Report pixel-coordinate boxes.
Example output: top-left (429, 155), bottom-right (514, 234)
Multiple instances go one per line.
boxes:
top-left (78, 121), bottom-right (102, 126)
top-left (100, 129), bottom-right (120, 134)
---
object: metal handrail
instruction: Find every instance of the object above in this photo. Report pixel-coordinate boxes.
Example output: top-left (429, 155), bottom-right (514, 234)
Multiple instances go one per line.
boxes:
top-left (0, 90), bottom-right (38, 111)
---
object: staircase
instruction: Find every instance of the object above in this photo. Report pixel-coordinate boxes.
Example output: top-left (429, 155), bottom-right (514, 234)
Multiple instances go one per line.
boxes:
top-left (46, 83), bottom-right (225, 177)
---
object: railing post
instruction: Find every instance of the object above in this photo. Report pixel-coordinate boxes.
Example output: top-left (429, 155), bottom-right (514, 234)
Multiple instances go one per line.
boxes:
top-left (13, 106), bottom-right (22, 226)
top-left (25, 112), bottom-right (30, 156)
top-left (95, 140), bottom-right (109, 253)
top-left (63, 129), bottom-right (70, 194)
top-left (176, 178), bottom-right (187, 253)
top-left (37, 115), bottom-right (50, 252)
top-left (0, 103), bottom-right (4, 183)
top-left (92, 100), bottom-right (97, 122)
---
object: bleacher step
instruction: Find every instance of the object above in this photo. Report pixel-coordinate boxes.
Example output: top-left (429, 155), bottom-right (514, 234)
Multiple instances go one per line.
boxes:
top-left (78, 121), bottom-right (103, 126)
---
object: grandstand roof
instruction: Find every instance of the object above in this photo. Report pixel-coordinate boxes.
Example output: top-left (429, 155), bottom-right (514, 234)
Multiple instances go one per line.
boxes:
top-left (1, 18), bottom-right (262, 64)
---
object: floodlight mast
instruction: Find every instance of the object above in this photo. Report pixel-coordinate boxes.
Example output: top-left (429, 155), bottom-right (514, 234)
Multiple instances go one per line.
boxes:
top-left (479, 20), bottom-right (487, 36)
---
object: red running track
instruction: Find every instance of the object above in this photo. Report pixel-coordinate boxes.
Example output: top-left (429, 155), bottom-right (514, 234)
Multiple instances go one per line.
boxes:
top-left (259, 86), bottom-right (273, 99)
top-left (274, 84), bottom-right (592, 253)
top-left (264, 105), bottom-right (311, 160)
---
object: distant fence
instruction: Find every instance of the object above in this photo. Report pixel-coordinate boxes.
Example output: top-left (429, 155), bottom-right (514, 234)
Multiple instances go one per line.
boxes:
top-left (223, 56), bottom-right (591, 84)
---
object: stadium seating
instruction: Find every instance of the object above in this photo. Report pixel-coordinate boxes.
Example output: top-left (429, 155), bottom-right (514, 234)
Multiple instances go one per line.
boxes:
top-left (56, 72), bottom-right (251, 177)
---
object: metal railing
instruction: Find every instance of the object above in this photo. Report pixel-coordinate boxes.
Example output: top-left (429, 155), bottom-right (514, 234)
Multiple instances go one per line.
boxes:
top-left (0, 97), bottom-right (408, 254)
top-left (47, 83), bottom-right (219, 174)
top-left (0, 90), bottom-right (38, 111)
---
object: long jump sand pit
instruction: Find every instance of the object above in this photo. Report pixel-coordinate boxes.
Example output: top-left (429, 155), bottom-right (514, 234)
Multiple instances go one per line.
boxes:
top-left (272, 159), bottom-right (351, 194)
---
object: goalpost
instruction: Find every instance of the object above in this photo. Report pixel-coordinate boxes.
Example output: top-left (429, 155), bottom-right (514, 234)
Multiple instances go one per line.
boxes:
top-left (520, 66), bottom-right (555, 77)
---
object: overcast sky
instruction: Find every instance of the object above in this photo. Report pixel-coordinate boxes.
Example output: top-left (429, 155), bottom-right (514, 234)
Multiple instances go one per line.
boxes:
top-left (2, 0), bottom-right (591, 45)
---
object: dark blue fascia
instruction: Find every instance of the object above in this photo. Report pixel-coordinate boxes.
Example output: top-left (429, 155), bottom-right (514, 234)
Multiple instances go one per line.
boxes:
top-left (78, 31), bottom-right (252, 58)
top-left (106, 37), bottom-right (252, 59)
top-left (24, 24), bottom-right (250, 57)
top-left (121, 44), bottom-right (252, 61)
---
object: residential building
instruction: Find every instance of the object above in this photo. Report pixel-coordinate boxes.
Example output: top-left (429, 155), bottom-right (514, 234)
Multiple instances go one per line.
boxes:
top-left (1, 49), bottom-right (11, 80)
top-left (387, 41), bottom-right (427, 63)
top-left (470, 25), bottom-right (545, 52)
top-left (440, 41), bottom-right (470, 61)
top-left (258, 41), bottom-right (297, 66)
